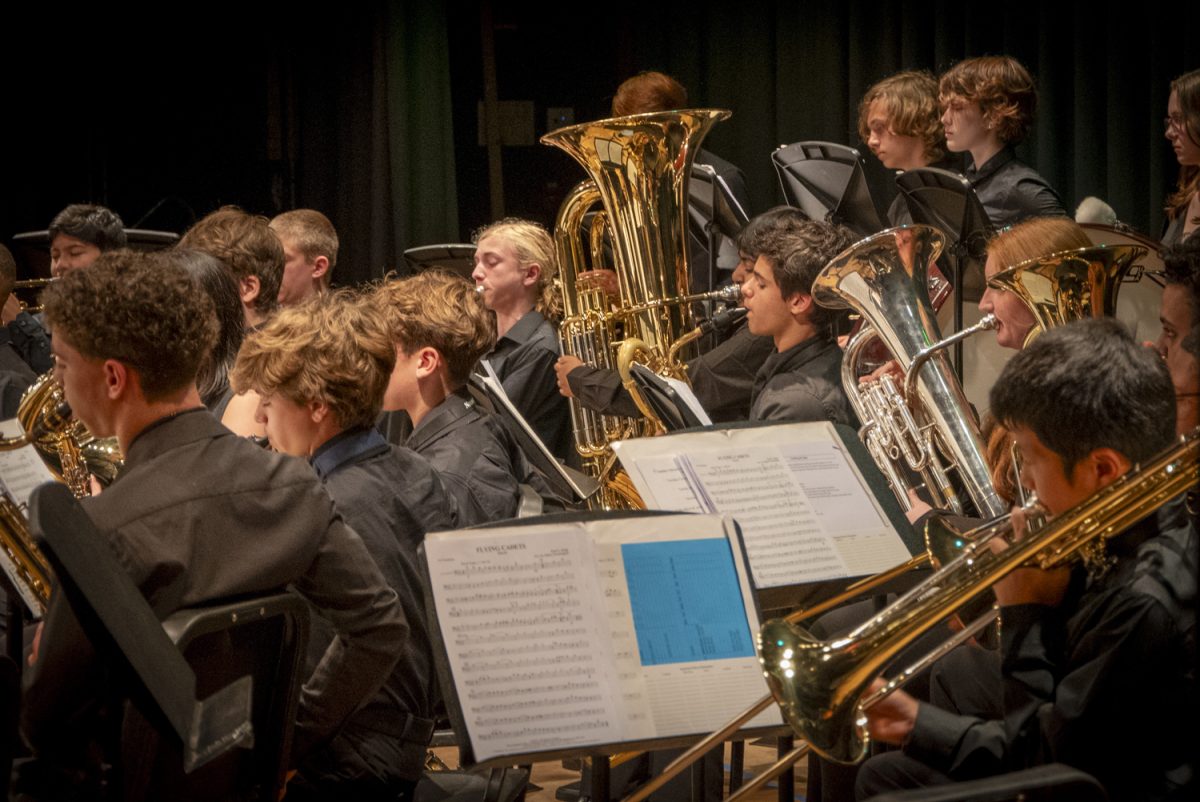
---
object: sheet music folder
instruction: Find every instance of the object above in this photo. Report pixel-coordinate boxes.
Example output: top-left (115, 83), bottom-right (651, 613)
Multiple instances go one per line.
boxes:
top-left (613, 421), bottom-right (923, 612)
top-left (418, 511), bottom-right (788, 769)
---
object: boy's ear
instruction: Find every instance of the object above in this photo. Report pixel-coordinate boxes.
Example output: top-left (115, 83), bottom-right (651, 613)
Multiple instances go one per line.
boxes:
top-left (787, 291), bottom-right (814, 318)
top-left (414, 346), bottom-right (442, 379)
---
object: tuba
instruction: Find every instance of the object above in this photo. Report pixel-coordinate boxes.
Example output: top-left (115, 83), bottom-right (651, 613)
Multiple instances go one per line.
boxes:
top-left (542, 109), bottom-right (733, 509)
top-left (813, 225), bottom-right (1006, 519)
top-left (987, 242), bottom-right (1146, 347)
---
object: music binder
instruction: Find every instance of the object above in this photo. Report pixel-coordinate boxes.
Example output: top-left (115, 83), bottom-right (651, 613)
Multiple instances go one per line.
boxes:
top-left (628, 363), bottom-right (713, 432)
top-left (418, 511), bottom-right (787, 769)
top-left (612, 421), bottom-right (922, 611)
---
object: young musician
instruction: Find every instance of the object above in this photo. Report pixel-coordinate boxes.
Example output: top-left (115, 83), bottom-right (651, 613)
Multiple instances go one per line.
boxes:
top-left (20, 250), bottom-right (406, 798)
top-left (857, 71), bottom-right (948, 224)
top-left (179, 205), bottom-right (283, 330)
top-left (1163, 68), bottom-right (1200, 245)
top-left (1159, 236), bottom-right (1200, 435)
top-left (939, 56), bottom-right (1066, 227)
top-left (856, 318), bottom-right (1194, 801)
top-left (0, 244), bottom-right (37, 416)
top-left (740, 216), bottom-right (857, 423)
top-left (269, 208), bottom-right (339, 306)
top-left (554, 207), bottom-right (791, 423)
top-left (471, 218), bottom-right (572, 460)
top-left (179, 206), bottom-right (284, 437)
top-left (172, 248), bottom-right (244, 416)
top-left (232, 291), bottom-right (455, 801)
top-left (373, 270), bottom-right (534, 526)
top-left (978, 216), bottom-right (1092, 350)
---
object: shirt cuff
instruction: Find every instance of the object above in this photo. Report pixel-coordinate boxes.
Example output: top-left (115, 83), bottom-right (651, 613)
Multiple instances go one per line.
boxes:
top-left (904, 702), bottom-right (974, 772)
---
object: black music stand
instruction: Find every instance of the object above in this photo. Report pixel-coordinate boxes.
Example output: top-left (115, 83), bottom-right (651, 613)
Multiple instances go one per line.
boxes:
top-left (771, 141), bottom-right (884, 237)
top-left (896, 168), bottom-right (995, 378)
top-left (403, 244), bottom-right (475, 279)
top-left (688, 164), bottom-right (751, 296)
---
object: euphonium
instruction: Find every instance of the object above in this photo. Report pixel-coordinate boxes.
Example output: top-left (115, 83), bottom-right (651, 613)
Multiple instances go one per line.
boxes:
top-left (542, 109), bottom-right (731, 509)
top-left (987, 242), bottom-right (1146, 347)
top-left (813, 225), bottom-right (1006, 519)
top-left (759, 429), bottom-right (1198, 764)
top-left (17, 372), bottom-right (122, 496)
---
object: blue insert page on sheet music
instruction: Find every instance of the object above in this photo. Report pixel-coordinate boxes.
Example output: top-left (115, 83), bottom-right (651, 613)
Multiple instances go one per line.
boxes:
top-left (621, 538), bottom-right (755, 666)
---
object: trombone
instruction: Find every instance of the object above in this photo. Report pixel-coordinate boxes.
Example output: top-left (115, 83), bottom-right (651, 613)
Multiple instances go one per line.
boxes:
top-left (13, 277), bottom-right (55, 313)
top-left (622, 429), bottom-right (1197, 802)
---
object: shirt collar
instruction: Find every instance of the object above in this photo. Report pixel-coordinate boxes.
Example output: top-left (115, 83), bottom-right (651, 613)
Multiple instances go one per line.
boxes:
top-left (309, 426), bottom-right (389, 480)
top-left (122, 407), bottom-right (222, 468)
top-left (497, 310), bottom-right (546, 347)
top-left (965, 147), bottom-right (1016, 183)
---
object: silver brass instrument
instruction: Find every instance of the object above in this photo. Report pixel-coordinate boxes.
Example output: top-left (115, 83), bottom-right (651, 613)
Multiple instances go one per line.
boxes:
top-left (987, 243), bottom-right (1146, 347)
top-left (813, 225), bottom-right (1006, 519)
top-left (542, 109), bottom-right (731, 509)
top-left (760, 429), bottom-right (1198, 764)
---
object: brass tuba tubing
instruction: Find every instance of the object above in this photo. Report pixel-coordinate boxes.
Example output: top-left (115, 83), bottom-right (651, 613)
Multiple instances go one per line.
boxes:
top-left (760, 429), bottom-right (1199, 765)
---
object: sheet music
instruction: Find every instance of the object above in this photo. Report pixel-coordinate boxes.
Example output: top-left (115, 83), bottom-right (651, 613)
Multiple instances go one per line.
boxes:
top-left (426, 515), bottom-right (781, 764)
top-left (0, 419), bottom-right (56, 509)
top-left (615, 422), bottom-right (911, 588)
top-left (425, 527), bottom-right (625, 762)
top-left (659, 375), bottom-right (713, 426)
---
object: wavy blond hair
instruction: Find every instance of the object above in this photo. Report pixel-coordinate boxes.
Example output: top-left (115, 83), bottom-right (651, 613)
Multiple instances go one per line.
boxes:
top-left (473, 217), bottom-right (562, 321)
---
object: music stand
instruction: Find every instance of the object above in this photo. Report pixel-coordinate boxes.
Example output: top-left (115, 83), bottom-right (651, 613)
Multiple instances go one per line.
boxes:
top-left (628, 363), bottom-right (711, 432)
top-left (688, 164), bottom-right (750, 296)
top-left (402, 244), bottom-right (475, 279)
top-left (771, 141), bottom-right (883, 237)
top-left (896, 167), bottom-right (995, 377)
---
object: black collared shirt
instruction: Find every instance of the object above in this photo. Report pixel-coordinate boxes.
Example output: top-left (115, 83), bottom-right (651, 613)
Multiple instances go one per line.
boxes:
top-left (484, 310), bottom-right (571, 460)
top-left (749, 335), bottom-right (856, 425)
top-left (23, 409), bottom-right (406, 764)
top-left (302, 426), bottom-right (456, 783)
top-left (905, 499), bottom-right (1197, 800)
top-left (964, 148), bottom-right (1066, 228)
top-left (406, 390), bottom-right (525, 526)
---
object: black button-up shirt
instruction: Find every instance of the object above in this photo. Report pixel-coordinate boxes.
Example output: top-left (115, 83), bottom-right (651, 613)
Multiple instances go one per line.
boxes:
top-left (749, 335), bottom-right (856, 425)
top-left (964, 148), bottom-right (1066, 228)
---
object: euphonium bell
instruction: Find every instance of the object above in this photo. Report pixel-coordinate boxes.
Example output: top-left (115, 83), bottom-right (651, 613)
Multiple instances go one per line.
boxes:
top-left (987, 242), bottom-right (1146, 346)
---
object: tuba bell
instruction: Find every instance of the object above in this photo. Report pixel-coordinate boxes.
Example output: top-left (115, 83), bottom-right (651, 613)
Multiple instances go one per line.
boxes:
top-left (813, 225), bottom-right (1006, 519)
top-left (542, 109), bottom-right (733, 509)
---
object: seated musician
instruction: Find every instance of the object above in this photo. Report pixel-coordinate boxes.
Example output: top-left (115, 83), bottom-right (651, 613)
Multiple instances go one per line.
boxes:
top-left (231, 290), bottom-right (456, 801)
top-left (19, 250), bottom-right (406, 799)
top-left (554, 207), bottom-right (785, 423)
top-left (939, 56), bottom-right (1066, 227)
top-left (1, 204), bottom-right (126, 376)
top-left (0, 244), bottom-right (38, 416)
top-left (856, 318), bottom-right (1195, 801)
top-left (740, 216), bottom-right (857, 423)
top-left (172, 249), bottom-right (245, 417)
top-left (1158, 237), bottom-right (1200, 436)
top-left (857, 70), bottom-right (950, 225)
top-left (1162, 68), bottom-right (1199, 246)
top-left (373, 269), bottom-right (538, 526)
top-left (471, 218), bottom-right (572, 460)
top-left (179, 206), bottom-right (284, 437)
top-left (269, 208), bottom-right (338, 307)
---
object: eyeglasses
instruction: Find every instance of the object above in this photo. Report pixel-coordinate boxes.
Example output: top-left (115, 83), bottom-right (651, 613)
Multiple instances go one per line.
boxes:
top-left (1165, 115), bottom-right (1186, 133)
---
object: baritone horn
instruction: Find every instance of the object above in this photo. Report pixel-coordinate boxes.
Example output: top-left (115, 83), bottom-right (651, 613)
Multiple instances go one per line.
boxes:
top-left (542, 109), bottom-right (732, 509)
top-left (813, 225), bottom-right (1007, 519)
top-left (986, 242), bottom-right (1146, 347)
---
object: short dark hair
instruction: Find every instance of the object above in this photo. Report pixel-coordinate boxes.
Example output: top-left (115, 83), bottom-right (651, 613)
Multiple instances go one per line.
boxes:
top-left (179, 206), bottom-right (284, 317)
top-left (989, 318), bottom-right (1174, 472)
top-left (42, 250), bottom-right (218, 401)
top-left (754, 217), bottom-right (856, 329)
top-left (736, 206), bottom-right (809, 259)
top-left (168, 248), bottom-right (245, 407)
top-left (1162, 236), bottom-right (1200, 358)
top-left (48, 204), bottom-right (127, 252)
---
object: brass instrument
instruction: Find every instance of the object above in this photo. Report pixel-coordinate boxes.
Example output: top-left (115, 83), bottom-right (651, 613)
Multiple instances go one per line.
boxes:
top-left (987, 243), bottom-right (1146, 347)
top-left (542, 109), bottom-right (731, 509)
top-left (813, 225), bottom-right (1006, 519)
top-left (13, 277), bottom-right (55, 313)
top-left (17, 372), bottom-right (122, 496)
top-left (0, 469), bottom-right (52, 615)
top-left (760, 429), bottom-right (1198, 765)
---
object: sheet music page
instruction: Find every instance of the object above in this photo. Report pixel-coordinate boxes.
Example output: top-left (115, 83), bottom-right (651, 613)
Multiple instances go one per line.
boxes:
top-left (615, 422), bottom-right (911, 588)
top-left (660, 375), bottom-right (713, 426)
top-left (0, 419), bottom-right (57, 509)
top-left (425, 526), bottom-right (626, 763)
top-left (589, 516), bottom-right (780, 737)
top-left (777, 440), bottom-right (910, 575)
